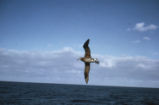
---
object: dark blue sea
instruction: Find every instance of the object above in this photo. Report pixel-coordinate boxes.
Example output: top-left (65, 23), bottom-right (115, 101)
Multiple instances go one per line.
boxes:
top-left (0, 81), bottom-right (159, 105)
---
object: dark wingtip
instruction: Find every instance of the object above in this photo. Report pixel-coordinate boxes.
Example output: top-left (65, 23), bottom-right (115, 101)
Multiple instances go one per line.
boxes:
top-left (85, 76), bottom-right (89, 84)
top-left (83, 39), bottom-right (90, 48)
top-left (85, 80), bottom-right (88, 84)
top-left (85, 39), bottom-right (89, 44)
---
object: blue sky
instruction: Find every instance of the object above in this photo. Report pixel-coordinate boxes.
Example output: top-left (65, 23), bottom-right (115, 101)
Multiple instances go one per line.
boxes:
top-left (0, 0), bottom-right (159, 87)
top-left (1, 0), bottom-right (159, 57)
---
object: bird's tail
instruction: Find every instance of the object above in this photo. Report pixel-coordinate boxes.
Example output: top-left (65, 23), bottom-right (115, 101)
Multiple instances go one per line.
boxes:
top-left (94, 59), bottom-right (99, 64)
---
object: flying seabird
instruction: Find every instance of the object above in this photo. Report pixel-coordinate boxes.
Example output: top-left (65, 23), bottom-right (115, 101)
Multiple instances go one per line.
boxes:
top-left (79, 39), bottom-right (99, 84)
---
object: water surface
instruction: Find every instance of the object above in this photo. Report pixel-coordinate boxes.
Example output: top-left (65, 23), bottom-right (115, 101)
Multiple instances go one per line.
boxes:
top-left (0, 81), bottom-right (159, 105)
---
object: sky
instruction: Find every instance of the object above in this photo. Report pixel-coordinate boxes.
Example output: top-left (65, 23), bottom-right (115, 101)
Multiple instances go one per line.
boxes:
top-left (0, 0), bottom-right (159, 88)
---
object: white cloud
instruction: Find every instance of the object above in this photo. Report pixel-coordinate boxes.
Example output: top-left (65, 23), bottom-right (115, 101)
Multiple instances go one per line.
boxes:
top-left (0, 48), bottom-right (159, 88)
top-left (132, 36), bottom-right (151, 44)
top-left (134, 22), bottom-right (157, 32)
top-left (143, 36), bottom-right (151, 40)
top-left (132, 40), bottom-right (141, 44)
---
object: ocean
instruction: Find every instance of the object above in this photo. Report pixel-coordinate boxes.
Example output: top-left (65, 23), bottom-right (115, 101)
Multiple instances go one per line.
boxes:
top-left (0, 81), bottom-right (159, 105)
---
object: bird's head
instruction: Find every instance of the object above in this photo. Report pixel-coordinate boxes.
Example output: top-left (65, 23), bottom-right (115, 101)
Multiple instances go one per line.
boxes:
top-left (77, 57), bottom-right (82, 61)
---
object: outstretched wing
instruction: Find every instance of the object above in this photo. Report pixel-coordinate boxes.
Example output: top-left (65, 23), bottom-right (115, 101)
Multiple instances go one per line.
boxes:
top-left (84, 63), bottom-right (90, 84)
top-left (83, 39), bottom-right (91, 58)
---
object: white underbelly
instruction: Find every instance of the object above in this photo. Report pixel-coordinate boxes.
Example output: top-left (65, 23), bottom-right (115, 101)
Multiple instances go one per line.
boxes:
top-left (84, 58), bottom-right (94, 63)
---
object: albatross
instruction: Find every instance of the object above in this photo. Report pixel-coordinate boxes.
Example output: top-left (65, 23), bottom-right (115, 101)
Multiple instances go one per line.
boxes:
top-left (79, 39), bottom-right (99, 84)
